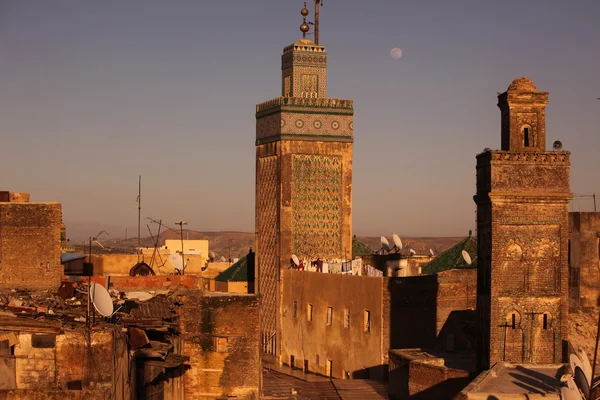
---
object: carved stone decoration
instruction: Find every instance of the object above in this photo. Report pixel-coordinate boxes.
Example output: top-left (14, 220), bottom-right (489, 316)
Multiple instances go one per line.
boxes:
top-left (301, 74), bottom-right (318, 98)
top-left (291, 154), bottom-right (342, 260)
top-left (257, 156), bottom-right (279, 353)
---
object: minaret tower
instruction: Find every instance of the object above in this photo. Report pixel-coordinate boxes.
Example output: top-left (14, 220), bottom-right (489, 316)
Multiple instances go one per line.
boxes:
top-left (474, 77), bottom-right (572, 371)
top-left (255, 3), bottom-right (354, 355)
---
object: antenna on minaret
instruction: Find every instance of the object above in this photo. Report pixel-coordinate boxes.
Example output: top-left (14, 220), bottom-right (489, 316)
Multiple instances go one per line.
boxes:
top-left (300, 3), bottom-right (310, 39)
top-left (314, 0), bottom-right (323, 45)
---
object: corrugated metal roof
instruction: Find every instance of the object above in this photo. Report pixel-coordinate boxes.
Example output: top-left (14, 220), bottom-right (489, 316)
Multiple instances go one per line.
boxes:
top-left (61, 253), bottom-right (86, 264)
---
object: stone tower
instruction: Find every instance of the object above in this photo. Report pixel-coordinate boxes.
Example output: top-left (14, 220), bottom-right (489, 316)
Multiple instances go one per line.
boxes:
top-left (255, 14), bottom-right (353, 355)
top-left (474, 77), bottom-right (572, 371)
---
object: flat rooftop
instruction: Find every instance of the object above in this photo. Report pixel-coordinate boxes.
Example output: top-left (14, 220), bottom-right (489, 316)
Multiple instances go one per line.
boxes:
top-left (459, 362), bottom-right (566, 399)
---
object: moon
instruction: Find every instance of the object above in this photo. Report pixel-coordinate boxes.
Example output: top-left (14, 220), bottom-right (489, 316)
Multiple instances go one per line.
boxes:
top-left (390, 47), bottom-right (403, 59)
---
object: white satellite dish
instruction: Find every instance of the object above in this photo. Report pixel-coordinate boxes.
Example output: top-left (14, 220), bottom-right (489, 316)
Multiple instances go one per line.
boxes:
top-left (90, 282), bottom-right (114, 317)
top-left (561, 375), bottom-right (584, 400)
top-left (126, 292), bottom-right (153, 302)
top-left (409, 248), bottom-right (416, 256)
top-left (429, 249), bottom-right (434, 256)
top-left (577, 348), bottom-right (592, 387)
top-left (291, 254), bottom-right (300, 266)
top-left (392, 234), bottom-right (403, 250)
top-left (570, 354), bottom-right (590, 389)
top-left (209, 251), bottom-right (216, 259)
top-left (380, 236), bottom-right (390, 247)
top-left (461, 250), bottom-right (472, 265)
top-left (169, 254), bottom-right (189, 271)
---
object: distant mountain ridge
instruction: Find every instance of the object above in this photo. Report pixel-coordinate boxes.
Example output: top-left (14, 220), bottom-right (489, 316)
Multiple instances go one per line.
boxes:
top-left (83, 230), bottom-right (467, 259)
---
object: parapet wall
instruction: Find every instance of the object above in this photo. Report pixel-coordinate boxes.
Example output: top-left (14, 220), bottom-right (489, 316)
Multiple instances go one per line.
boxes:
top-left (0, 202), bottom-right (62, 290)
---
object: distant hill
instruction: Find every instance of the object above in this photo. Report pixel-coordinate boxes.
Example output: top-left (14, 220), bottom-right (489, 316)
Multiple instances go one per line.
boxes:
top-left (90, 230), bottom-right (467, 259)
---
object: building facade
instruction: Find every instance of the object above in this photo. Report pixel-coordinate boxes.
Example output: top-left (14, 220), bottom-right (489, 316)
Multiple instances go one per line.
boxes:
top-left (255, 26), bottom-right (354, 353)
top-left (0, 192), bottom-right (62, 291)
top-left (568, 212), bottom-right (600, 309)
top-left (474, 78), bottom-right (572, 371)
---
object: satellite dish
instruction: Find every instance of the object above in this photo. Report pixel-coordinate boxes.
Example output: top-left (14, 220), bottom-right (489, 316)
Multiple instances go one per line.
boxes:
top-left (577, 348), bottom-right (592, 386)
top-left (168, 254), bottom-right (189, 271)
top-left (291, 254), bottom-right (300, 266)
top-left (429, 249), bottom-right (434, 256)
top-left (220, 256), bottom-right (226, 262)
top-left (90, 282), bottom-right (114, 317)
top-left (561, 375), bottom-right (584, 400)
top-left (380, 236), bottom-right (390, 247)
top-left (574, 367), bottom-right (590, 400)
top-left (553, 140), bottom-right (563, 151)
top-left (392, 234), bottom-right (403, 250)
top-left (126, 292), bottom-right (153, 302)
top-left (570, 354), bottom-right (590, 390)
top-left (461, 250), bottom-right (472, 265)
top-left (209, 251), bottom-right (216, 259)
top-left (409, 248), bottom-right (416, 256)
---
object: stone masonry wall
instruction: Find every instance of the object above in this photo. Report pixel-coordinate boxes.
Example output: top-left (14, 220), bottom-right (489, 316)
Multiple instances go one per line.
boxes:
top-left (569, 212), bottom-right (600, 308)
top-left (0, 203), bottom-right (62, 290)
top-left (179, 291), bottom-right (260, 399)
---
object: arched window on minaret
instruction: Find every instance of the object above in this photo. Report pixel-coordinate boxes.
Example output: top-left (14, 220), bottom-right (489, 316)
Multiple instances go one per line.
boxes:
top-left (522, 125), bottom-right (533, 147)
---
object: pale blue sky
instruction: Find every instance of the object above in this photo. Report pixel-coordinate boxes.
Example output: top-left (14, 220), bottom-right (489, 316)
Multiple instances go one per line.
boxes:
top-left (1, 1), bottom-right (598, 240)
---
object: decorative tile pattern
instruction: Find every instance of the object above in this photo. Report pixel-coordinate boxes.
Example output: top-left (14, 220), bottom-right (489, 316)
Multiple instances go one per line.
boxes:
top-left (257, 156), bottom-right (279, 353)
top-left (256, 112), bottom-right (353, 140)
top-left (291, 154), bottom-right (342, 260)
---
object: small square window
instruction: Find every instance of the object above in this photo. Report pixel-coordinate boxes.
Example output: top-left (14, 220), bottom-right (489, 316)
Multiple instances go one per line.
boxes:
top-left (364, 310), bottom-right (371, 333)
top-left (32, 334), bottom-right (56, 348)
top-left (308, 304), bottom-right (313, 322)
top-left (214, 337), bottom-right (229, 353)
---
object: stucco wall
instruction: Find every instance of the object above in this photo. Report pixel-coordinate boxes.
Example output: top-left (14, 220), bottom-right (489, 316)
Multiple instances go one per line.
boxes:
top-left (90, 253), bottom-right (207, 276)
top-left (280, 270), bottom-right (384, 379)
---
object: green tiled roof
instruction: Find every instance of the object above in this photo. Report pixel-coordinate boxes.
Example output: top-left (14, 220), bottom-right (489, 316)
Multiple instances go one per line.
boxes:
top-left (214, 255), bottom-right (248, 282)
top-left (421, 235), bottom-right (477, 275)
top-left (352, 236), bottom-right (374, 258)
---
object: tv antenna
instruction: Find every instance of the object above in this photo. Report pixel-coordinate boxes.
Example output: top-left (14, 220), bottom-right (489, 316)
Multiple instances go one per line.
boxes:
top-left (136, 175), bottom-right (142, 262)
top-left (303, 0), bottom-right (323, 46)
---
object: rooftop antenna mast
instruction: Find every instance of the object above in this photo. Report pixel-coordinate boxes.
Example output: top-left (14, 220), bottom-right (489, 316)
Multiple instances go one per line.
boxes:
top-left (137, 175), bottom-right (142, 262)
top-left (314, 0), bottom-right (323, 45)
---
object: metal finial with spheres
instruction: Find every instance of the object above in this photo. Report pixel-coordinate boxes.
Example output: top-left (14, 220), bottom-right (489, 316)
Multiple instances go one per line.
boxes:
top-left (300, 3), bottom-right (310, 38)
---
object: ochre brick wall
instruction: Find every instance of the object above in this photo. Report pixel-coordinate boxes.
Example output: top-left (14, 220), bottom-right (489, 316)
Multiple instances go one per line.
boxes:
top-left (179, 291), bottom-right (260, 399)
top-left (408, 362), bottom-right (470, 399)
top-left (436, 269), bottom-right (477, 334)
top-left (569, 212), bottom-right (600, 308)
top-left (83, 274), bottom-right (202, 290)
top-left (0, 202), bottom-right (62, 290)
top-left (12, 329), bottom-right (122, 392)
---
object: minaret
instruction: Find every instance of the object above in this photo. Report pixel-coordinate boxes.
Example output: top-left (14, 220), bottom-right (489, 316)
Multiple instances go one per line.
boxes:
top-left (255, 4), bottom-right (354, 355)
top-left (474, 77), bottom-right (571, 371)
